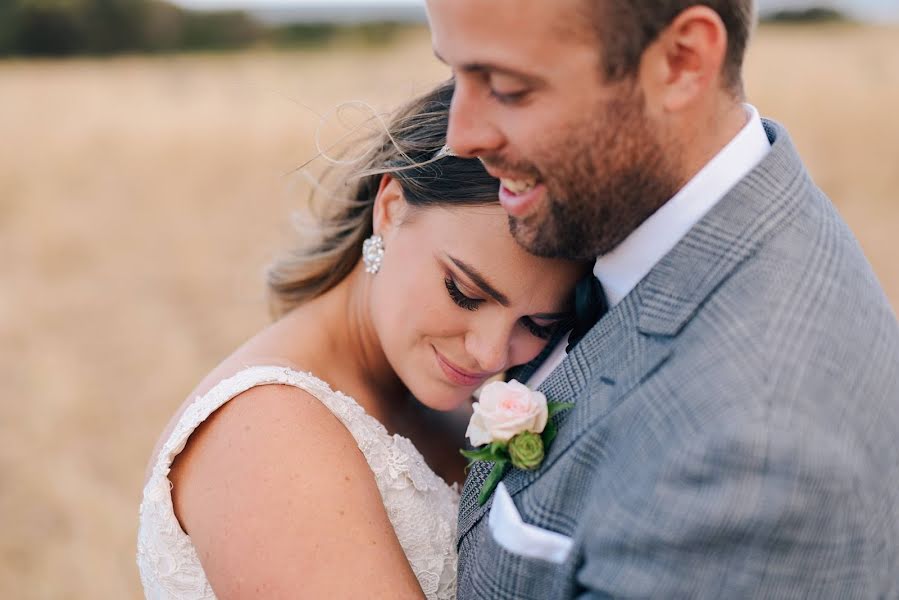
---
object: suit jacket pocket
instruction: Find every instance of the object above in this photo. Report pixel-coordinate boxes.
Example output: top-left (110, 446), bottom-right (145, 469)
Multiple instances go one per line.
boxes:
top-left (457, 483), bottom-right (574, 600)
top-left (489, 482), bottom-right (574, 564)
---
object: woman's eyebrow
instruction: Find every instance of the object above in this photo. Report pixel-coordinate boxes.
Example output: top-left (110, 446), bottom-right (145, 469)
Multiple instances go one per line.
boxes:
top-left (448, 256), bottom-right (510, 307)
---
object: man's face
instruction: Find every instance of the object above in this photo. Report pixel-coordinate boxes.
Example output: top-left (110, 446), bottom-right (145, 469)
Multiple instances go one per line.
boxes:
top-left (427, 0), bottom-right (682, 259)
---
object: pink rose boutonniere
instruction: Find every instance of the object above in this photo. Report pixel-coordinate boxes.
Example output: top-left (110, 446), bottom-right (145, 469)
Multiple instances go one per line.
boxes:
top-left (461, 380), bottom-right (574, 505)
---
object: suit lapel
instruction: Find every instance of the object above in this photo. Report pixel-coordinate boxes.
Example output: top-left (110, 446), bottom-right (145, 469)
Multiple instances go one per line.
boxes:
top-left (458, 119), bottom-right (809, 543)
top-left (457, 298), bottom-right (673, 541)
top-left (635, 120), bottom-right (808, 338)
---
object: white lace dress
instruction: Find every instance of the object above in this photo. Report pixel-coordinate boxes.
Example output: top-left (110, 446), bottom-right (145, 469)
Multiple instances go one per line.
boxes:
top-left (137, 366), bottom-right (460, 599)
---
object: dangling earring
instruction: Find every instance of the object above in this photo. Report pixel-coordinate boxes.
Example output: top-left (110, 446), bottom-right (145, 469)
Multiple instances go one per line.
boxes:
top-left (362, 234), bottom-right (385, 274)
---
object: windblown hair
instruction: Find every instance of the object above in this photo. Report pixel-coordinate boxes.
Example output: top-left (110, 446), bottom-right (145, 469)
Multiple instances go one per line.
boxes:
top-left (267, 79), bottom-right (499, 317)
top-left (587, 0), bottom-right (755, 95)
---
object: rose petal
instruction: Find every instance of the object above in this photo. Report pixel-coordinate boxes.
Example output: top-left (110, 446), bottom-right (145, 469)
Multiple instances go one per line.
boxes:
top-left (465, 410), bottom-right (493, 447)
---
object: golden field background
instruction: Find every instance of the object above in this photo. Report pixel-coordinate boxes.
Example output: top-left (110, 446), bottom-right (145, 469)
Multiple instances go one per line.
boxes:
top-left (1, 24), bottom-right (897, 599)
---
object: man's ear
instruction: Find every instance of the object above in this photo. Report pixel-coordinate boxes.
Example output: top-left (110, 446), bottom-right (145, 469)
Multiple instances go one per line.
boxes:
top-left (640, 5), bottom-right (728, 114)
top-left (371, 174), bottom-right (408, 238)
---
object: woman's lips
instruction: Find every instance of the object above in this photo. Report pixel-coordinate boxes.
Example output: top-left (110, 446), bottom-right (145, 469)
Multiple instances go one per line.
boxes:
top-left (433, 347), bottom-right (490, 387)
top-left (498, 182), bottom-right (545, 218)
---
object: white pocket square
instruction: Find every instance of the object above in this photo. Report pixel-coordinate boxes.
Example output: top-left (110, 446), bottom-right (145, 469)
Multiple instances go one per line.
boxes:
top-left (488, 482), bottom-right (574, 564)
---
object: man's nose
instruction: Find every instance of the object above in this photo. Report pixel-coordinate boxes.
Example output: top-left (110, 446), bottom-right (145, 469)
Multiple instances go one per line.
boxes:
top-left (446, 81), bottom-right (505, 159)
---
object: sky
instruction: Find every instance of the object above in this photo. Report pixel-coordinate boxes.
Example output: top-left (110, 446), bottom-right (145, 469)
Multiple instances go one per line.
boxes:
top-left (172, 0), bottom-right (899, 21)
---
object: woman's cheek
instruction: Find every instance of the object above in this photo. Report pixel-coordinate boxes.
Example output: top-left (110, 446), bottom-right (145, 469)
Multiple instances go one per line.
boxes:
top-left (510, 334), bottom-right (547, 367)
top-left (419, 293), bottom-right (464, 337)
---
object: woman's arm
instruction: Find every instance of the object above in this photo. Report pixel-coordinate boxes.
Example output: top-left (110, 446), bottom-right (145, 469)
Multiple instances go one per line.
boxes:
top-left (169, 383), bottom-right (425, 599)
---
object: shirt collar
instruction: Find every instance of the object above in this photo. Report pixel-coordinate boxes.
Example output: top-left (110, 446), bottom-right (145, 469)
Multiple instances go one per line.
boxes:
top-left (593, 103), bottom-right (771, 307)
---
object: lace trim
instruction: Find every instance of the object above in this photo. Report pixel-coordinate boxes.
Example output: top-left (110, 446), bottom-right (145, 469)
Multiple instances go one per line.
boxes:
top-left (137, 365), bottom-right (459, 600)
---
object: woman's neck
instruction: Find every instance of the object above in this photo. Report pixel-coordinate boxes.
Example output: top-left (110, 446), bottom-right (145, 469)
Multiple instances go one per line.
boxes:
top-left (264, 263), bottom-right (468, 484)
top-left (276, 263), bottom-right (406, 424)
top-left (339, 264), bottom-right (407, 402)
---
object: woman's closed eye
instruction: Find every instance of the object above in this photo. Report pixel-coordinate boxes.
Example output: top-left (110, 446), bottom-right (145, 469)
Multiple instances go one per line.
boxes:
top-left (445, 274), bottom-right (571, 340)
top-left (444, 275), bottom-right (483, 311)
top-left (520, 317), bottom-right (560, 340)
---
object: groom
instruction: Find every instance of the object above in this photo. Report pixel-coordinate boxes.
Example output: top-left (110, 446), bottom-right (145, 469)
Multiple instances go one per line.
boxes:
top-left (427, 1), bottom-right (899, 597)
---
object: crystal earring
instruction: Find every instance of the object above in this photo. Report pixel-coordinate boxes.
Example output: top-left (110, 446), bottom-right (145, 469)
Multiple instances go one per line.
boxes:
top-left (362, 234), bottom-right (385, 274)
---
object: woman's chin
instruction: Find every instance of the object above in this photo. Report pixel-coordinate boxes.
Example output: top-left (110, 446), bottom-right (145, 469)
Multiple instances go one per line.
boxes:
top-left (405, 378), bottom-right (472, 413)
top-left (419, 390), bottom-right (468, 412)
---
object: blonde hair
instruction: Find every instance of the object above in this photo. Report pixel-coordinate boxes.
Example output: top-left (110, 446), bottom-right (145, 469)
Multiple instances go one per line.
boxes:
top-left (267, 79), bottom-right (499, 317)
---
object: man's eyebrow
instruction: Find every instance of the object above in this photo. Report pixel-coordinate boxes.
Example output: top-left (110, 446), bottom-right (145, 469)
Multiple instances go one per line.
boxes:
top-left (449, 256), bottom-right (510, 307)
top-left (460, 62), bottom-right (539, 82)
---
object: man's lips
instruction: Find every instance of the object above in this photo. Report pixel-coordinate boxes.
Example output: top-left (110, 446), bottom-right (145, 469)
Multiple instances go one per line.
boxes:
top-left (498, 181), bottom-right (545, 218)
top-left (481, 164), bottom-right (544, 218)
top-left (433, 347), bottom-right (491, 387)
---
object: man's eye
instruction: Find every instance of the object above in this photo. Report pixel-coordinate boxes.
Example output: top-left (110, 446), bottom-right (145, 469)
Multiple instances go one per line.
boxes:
top-left (489, 88), bottom-right (528, 105)
top-left (485, 72), bottom-right (530, 105)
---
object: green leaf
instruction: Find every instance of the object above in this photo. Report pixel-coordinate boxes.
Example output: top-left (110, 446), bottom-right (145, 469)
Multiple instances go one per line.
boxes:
top-left (460, 441), bottom-right (510, 465)
top-left (460, 447), bottom-right (498, 462)
top-left (547, 401), bottom-right (575, 418)
top-left (489, 441), bottom-right (508, 456)
top-left (478, 460), bottom-right (509, 506)
top-left (541, 420), bottom-right (558, 449)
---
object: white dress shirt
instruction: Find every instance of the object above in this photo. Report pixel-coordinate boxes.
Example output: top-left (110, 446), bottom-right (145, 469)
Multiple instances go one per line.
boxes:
top-left (526, 104), bottom-right (770, 389)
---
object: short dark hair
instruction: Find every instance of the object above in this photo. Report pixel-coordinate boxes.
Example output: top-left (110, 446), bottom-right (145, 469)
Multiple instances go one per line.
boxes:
top-left (587, 1), bottom-right (754, 95)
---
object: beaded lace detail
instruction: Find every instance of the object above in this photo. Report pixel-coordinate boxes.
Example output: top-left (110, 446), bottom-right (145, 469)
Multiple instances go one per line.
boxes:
top-left (137, 366), bottom-right (460, 599)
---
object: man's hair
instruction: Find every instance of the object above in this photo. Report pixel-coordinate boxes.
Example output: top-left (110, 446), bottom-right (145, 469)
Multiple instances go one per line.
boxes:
top-left (587, 1), bottom-right (755, 95)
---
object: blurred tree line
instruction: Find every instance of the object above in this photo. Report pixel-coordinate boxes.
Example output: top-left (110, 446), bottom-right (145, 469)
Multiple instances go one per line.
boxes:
top-left (762, 8), bottom-right (849, 23)
top-left (0, 0), bottom-right (405, 56)
top-left (0, 0), bottom-right (851, 58)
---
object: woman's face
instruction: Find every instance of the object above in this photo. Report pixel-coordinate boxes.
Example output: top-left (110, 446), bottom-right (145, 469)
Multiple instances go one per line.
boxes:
top-left (368, 179), bottom-right (588, 411)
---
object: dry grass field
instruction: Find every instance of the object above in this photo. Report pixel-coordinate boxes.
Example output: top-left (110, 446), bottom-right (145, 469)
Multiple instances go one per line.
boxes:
top-left (1, 23), bottom-right (897, 599)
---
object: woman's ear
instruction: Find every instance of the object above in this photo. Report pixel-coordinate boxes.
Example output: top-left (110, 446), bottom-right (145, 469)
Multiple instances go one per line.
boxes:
top-left (371, 174), bottom-right (408, 238)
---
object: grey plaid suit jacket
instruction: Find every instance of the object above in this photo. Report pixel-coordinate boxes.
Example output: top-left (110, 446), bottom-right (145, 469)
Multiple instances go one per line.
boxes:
top-left (456, 120), bottom-right (899, 599)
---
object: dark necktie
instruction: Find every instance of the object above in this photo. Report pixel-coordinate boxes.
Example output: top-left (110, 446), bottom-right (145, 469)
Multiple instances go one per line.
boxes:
top-left (566, 276), bottom-right (608, 353)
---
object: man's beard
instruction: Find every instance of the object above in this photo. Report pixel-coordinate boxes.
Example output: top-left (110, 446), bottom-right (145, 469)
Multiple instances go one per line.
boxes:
top-left (506, 91), bottom-right (682, 261)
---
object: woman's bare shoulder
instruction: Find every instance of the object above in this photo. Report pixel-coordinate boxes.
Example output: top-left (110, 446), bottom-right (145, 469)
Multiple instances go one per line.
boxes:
top-left (169, 381), bottom-right (423, 598)
top-left (168, 379), bottom-right (367, 520)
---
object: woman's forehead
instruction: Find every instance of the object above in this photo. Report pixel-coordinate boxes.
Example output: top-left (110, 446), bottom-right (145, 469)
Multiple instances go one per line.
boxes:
top-left (412, 206), bottom-right (582, 303)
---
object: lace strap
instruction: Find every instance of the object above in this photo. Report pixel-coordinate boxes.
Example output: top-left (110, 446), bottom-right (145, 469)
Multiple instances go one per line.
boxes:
top-left (152, 365), bottom-right (374, 477)
top-left (153, 364), bottom-right (446, 495)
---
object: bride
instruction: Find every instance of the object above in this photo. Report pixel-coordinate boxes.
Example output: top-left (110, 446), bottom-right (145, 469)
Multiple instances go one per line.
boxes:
top-left (137, 80), bottom-right (587, 599)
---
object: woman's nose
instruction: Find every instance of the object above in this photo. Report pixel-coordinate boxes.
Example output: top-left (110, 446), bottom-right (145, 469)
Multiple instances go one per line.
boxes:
top-left (464, 324), bottom-right (511, 374)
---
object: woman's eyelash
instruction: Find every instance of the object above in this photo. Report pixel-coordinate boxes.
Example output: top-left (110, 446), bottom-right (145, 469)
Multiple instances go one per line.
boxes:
top-left (444, 276), bottom-right (482, 311)
top-left (444, 273), bottom-right (568, 339)
top-left (521, 317), bottom-right (554, 340)
top-left (522, 315), bottom-right (576, 340)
